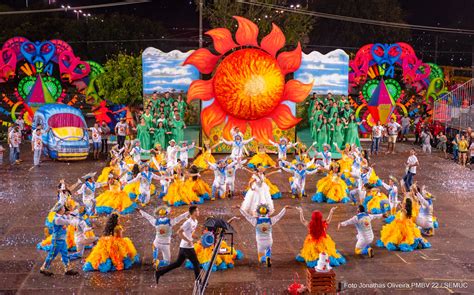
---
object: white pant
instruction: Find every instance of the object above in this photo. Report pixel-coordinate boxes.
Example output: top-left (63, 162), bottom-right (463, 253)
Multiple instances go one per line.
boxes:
top-left (291, 179), bottom-right (305, 194)
top-left (422, 144), bottom-right (431, 154)
top-left (213, 181), bottom-right (226, 197)
top-left (416, 215), bottom-right (433, 229)
top-left (355, 233), bottom-right (374, 250)
top-left (225, 179), bottom-right (235, 192)
top-left (256, 236), bottom-right (273, 259)
top-left (75, 234), bottom-right (97, 254)
top-left (153, 240), bottom-right (171, 262)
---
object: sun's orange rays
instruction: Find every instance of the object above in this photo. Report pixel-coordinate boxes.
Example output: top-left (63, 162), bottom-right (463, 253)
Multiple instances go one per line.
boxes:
top-left (187, 79), bottom-right (214, 103)
top-left (206, 28), bottom-right (237, 55)
top-left (183, 48), bottom-right (220, 74)
top-left (283, 79), bottom-right (313, 103)
top-left (260, 23), bottom-right (286, 57)
top-left (270, 104), bottom-right (302, 129)
top-left (201, 102), bottom-right (226, 136)
top-left (277, 42), bottom-right (302, 75)
top-left (233, 16), bottom-right (259, 47)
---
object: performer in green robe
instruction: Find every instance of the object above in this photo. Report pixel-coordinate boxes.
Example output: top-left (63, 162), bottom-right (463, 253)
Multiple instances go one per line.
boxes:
top-left (332, 118), bottom-right (345, 150)
top-left (141, 108), bottom-right (154, 128)
top-left (344, 114), bottom-right (362, 147)
top-left (341, 103), bottom-right (354, 121)
top-left (137, 118), bottom-right (151, 150)
top-left (328, 101), bottom-right (339, 119)
top-left (152, 121), bottom-right (167, 149)
top-left (316, 117), bottom-right (329, 152)
top-left (171, 115), bottom-right (186, 143)
top-left (177, 95), bottom-right (187, 120)
top-left (312, 114), bottom-right (324, 142)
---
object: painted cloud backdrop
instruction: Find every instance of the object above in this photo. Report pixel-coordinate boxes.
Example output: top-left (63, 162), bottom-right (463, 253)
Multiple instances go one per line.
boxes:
top-left (294, 49), bottom-right (349, 95)
top-left (142, 47), bottom-right (199, 94)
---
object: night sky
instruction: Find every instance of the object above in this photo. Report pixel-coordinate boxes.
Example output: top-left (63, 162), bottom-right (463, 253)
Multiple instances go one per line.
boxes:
top-left (3, 0), bottom-right (473, 68)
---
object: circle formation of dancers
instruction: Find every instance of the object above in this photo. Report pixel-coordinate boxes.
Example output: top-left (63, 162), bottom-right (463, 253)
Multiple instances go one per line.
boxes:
top-left (37, 127), bottom-right (437, 284)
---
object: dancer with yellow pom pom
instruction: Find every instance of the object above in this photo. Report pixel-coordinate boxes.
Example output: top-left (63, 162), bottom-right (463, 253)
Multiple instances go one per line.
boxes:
top-left (295, 207), bottom-right (346, 267)
top-left (83, 213), bottom-right (140, 272)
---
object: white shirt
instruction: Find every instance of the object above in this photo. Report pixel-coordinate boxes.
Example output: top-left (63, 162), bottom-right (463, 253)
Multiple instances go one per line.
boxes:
top-left (401, 117), bottom-right (411, 127)
top-left (32, 133), bottom-right (43, 150)
top-left (387, 122), bottom-right (401, 135)
top-left (91, 127), bottom-right (101, 142)
top-left (179, 218), bottom-right (198, 248)
top-left (116, 122), bottom-right (127, 136)
top-left (9, 130), bottom-right (21, 148)
top-left (407, 155), bottom-right (418, 174)
top-left (372, 125), bottom-right (384, 138)
top-left (470, 143), bottom-right (474, 157)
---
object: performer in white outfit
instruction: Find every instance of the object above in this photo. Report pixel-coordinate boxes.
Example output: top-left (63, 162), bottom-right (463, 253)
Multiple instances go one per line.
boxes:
top-left (76, 173), bottom-right (105, 216)
top-left (315, 144), bottom-right (332, 169)
top-left (207, 159), bottom-right (227, 200)
top-left (280, 161), bottom-right (318, 198)
top-left (414, 185), bottom-right (435, 236)
top-left (338, 205), bottom-right (382, 257)
top-left (178, 141), bottom-right (195, 168)
top-left (269, 137), bottom-right (298, 161)
top-left (130, 140), bottom-right (143, 164)
top-left (127, 165), bottom-right (170, 205)
top-left (240, 166), bottom-right (278, 215)
top-left (225, 158), bottom-right (247, 198)
top-left (221, 135), bottom-right (253, 160)
top-left (349, 165), bottom-right (372, 204)
top-left (139, 206), bottom-right (189, 267)
top-left (166, 139), bottom-right (180, 169)
top-left (68, 214), bottom-right (98, 260)
top-left (381, 176), bottom-right (399, 215)
top-left (238, 204), bottom-right (290, 267)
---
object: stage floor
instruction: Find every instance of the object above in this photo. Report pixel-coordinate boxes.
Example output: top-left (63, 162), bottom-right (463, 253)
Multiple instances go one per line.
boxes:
top-left (0, 143), bottom-right (473, 294)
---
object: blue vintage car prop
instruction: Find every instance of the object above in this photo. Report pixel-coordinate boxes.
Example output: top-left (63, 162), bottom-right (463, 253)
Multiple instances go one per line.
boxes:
top-left (32, 104), bottom-right (89, 160)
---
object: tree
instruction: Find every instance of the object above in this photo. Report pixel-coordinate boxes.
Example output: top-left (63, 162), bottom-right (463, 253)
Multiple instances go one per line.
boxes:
top-left (95, 53), bottom-right (143, 106)
top-left (309, 0), bottom-right (410, 48)
top-left (198, 0), bottom-right (315, 46)
top-left (0, 5), bottom-right (167, 63)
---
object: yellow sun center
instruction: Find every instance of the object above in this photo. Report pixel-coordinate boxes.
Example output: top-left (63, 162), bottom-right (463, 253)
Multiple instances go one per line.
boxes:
top-left (213, 48), bottom-right (285, 120)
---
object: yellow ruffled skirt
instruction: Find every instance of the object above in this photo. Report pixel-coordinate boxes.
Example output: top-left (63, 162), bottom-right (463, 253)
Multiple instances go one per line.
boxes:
top-left (185, 240), bottom-right (243, 271)
top-left (364, 192), bottom-right (390, 214)
top-left (191, 178), bottom-right (211, 200)
top-left (376, 212), bottom-right (431, 251)
top-left (248, 153), bottom-right (276, 168)
top-left (163, 178), bottom-right (202, 206)
top-left (312, 173), bottom-right (350, 203)
top-left (296, 234), bottom-right (346, 267)
top-left (193, 151), bottom-right (216, 170)
top-left (83, 236), bottom-right (139, 272)
top-left (96, 190), bottom-right (137, 215)
top-left (338, 155), bottom-right (353, 174)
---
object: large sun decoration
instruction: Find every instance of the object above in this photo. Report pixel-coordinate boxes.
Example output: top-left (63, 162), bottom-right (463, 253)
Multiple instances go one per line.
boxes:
top-left (185, 16), bottom-right (312, 143)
